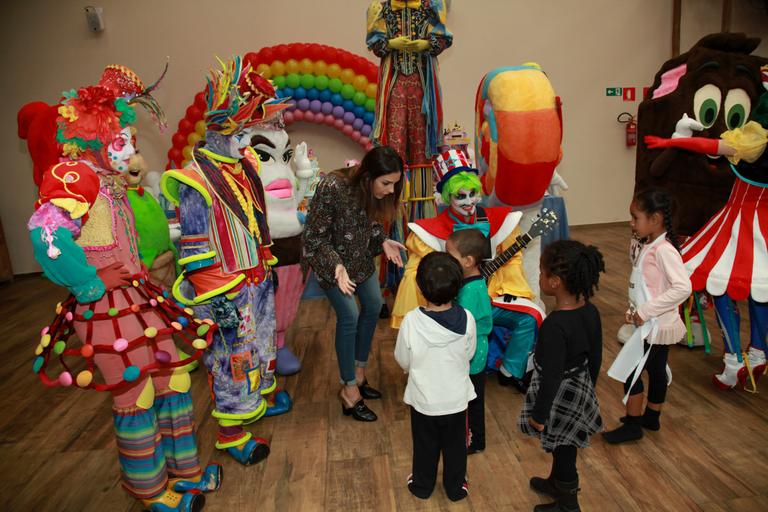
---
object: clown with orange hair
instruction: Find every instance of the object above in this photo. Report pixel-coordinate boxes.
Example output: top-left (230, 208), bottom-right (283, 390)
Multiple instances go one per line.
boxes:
top-left (19, 64), bottom-right (221, 512)
top-left (162, 56), bottom-right (292, 467)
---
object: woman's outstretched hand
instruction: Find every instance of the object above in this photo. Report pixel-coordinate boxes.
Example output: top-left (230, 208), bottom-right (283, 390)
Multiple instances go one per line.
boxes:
top-left (382, 239), bottom-right (406, 268)
top-left (335, 264), bottom-right (357, 295)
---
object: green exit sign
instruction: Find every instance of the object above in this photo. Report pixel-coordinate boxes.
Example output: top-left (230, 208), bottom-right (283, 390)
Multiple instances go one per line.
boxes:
top-left (606, 87), bottom-right (623, 96)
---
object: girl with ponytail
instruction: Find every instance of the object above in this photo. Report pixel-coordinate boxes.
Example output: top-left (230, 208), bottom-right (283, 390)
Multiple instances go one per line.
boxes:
top-left (518, 240), bottom-right (605, 512)
top-left (603, 188), bottom-right (692, 446)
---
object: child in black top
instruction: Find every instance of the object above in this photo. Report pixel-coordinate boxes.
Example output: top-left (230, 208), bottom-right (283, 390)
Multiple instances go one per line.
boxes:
top-left (518, 240), bottom-right (605, 512)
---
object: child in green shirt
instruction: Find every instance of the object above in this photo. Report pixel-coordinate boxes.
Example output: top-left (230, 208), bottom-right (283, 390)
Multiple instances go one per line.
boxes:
top-left (447, 229), bottom-right (493, 453)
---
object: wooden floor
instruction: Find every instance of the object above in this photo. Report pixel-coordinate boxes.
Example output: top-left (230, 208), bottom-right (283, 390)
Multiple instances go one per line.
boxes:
top-left (1, 223), bottom-right (767, 511)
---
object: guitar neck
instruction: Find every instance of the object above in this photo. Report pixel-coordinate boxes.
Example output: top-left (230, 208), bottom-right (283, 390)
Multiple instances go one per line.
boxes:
top-left (480, 233), bottom-right (532, 279)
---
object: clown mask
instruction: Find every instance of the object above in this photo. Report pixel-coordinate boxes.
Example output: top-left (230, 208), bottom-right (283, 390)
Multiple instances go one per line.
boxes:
top-left (450, 188), bottom-right (481, 218)
top-left (106, 127), bottom-right (136, 173)
top-left (227, 126), bottom-right (257, 159)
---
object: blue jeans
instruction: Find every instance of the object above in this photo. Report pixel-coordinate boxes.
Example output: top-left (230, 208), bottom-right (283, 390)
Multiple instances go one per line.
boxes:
top-left (489, 307), bottom-right (538, 378)
top-left (324, 272), bottom-right (383, 385)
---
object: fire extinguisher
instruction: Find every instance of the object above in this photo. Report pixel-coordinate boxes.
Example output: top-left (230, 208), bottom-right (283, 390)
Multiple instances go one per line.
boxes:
top-left (617, 112), bottom-right (637, 146)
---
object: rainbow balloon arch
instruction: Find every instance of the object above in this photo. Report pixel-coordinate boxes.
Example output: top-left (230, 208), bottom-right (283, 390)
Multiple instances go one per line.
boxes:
top-left (166, 43), bottom-right (380, 169)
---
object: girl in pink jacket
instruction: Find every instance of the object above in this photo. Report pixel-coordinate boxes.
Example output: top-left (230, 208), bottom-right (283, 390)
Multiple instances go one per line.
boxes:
top-left (604, 188), bottom-right (692, 444)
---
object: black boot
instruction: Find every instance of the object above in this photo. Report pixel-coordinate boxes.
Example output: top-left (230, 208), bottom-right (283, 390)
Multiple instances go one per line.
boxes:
top-left (530, 475), bottom-right (557, 498)
top-left (619, 408), bottom-right (661, 431)
top-left (602, 415), bottom-right (643, 444)
top-left (533, 479), bottom-right (580, 511)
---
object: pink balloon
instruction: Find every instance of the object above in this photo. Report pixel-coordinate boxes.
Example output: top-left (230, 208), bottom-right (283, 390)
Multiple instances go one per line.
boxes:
top-left (351, 131), bottom-right (362, 142)
top-left (293, 109), bottom-right (305, 121)
top-left (360, 137), bottom-right (370, 146)
top-left (365, 142), bottom-right (374, 151)
top-left (283, 111), bottom-right (294, 124)
top-left (304, 111), bottom-right (316, 123)
top-left (325, 115), bottom-right (335, 126)
top-left (342, 124), bottom-right (354, 136)
top-left (334, 118), bottom-right (345, 129)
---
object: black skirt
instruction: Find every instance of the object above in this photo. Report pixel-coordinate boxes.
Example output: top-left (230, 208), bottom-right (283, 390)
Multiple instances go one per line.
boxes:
top-left (518, 362), bottom-right (602, 452)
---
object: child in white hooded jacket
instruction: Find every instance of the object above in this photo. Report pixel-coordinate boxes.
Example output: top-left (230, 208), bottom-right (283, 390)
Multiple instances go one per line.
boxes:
top-left (395, 252), bottom-right (477, 502)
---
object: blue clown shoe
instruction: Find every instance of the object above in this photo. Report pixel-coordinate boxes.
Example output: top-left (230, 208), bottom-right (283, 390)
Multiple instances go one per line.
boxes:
top-left (264, 389), bottom-right (292, 417)
top-left (142, 489), bottom-right (204, 512)
top-left (226, 438), bottom-right (270, 466)
top-left (275, 346), bottom-right (301, 375)
top-left (171, 463), bottom-right (223, 493)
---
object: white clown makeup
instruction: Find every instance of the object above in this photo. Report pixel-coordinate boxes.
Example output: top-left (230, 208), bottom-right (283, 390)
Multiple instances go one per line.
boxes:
top-left (227, 126), bottom-right (257, 159)
top-left (106, 127), bottom-right (136, 173)
top-left (450, 187), bottom-right (481, 218)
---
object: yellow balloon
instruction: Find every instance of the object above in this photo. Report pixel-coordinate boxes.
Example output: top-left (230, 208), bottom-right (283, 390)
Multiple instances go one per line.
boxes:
top-left (314, 60), bottom-right (327, 76)
top-left (270, 60), bottom-right (286, 77)
top-left (195, 120), bottom-right (207, 136)
top-left (340, 68), bottom-right (355, 85)
top-left (285, 59), bottom-right (300, 74)
top-left (256, 63), bottom-right (271, 79)
top-left (182, 146), bottom-right (193, 159)
top-left (299, 58), bottom-right (314, 74)
top-left (365, 83), bottom-right (377, 98)
top-left (187, 132), bottom-right (201, 145)
top-left (327, 63), bottom-right (341, 78)
top-left (353, 75), bottom-right (368, 92)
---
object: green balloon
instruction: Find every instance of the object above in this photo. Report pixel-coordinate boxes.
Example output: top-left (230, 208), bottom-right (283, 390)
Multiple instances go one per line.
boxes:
top-left (364, 98), bottom-right (376, 112)
top-left (315, 75), bottom-right (329, 90)
top-left (328, 78), bottom-right (343, 93)
top-left (286, 73), bottom-right (301, 89)
top-left (340, 84), bottom-right (355, 100)
top-left (353, 91), bottom-right (367, 106)
top-left (272, 75), bottom-right (286, 89)
top-left (300, 73), bottom-right (315, 89)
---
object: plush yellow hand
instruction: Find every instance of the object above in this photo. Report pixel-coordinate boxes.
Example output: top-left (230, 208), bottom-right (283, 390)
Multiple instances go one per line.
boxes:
top-left (406, 39), bottom-right (431, 53)
top-left (387, 36), bottom-right (411, 51)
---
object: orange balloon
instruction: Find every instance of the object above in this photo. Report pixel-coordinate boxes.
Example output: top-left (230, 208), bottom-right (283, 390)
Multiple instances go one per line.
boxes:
top-left (270, 60), bottom-right (286, 77)
top-left (299, 58), bottom-right (314, 74)
top-left (353, 75), bottom-right (368, 92)
top-left (256, 63), bottom-right (271, 79)
top-left (195, 120), bottom-right (207, 135)
top-left (340, 68), bottom-right (355, 85)
top-left (182, 146), bottom-right (193, 159)
top-left (314, 60), bottom-right (328, 76)
top-left (365, 83), bottom-right (377, 98)
top-left (187, 132), bottom-right (201, 145)
top-left (327, 63), bottom-right (341, 78)
top-left (285, 59), bottom-right (300, 74)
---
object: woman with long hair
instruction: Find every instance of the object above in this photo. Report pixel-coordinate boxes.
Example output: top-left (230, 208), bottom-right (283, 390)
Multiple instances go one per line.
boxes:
top-left (303, 146), bottom-right (405, 421)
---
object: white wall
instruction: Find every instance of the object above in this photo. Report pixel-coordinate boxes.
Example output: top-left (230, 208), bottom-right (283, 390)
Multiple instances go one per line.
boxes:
top-left (1, 0), bottom-right (767, 274)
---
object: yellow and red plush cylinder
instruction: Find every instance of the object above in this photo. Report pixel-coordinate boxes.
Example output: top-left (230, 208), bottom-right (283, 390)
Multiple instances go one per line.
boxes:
top-left (474, 64), bottom-right (563, 207)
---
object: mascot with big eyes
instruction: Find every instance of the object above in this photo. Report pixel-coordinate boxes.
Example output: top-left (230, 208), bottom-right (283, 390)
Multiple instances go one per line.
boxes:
top-left (637, 33), bottom-right (768, 391)
top-left (162, 56), bottom-right (292, 469)
top-left (19, 64), bottom-right (221, 511)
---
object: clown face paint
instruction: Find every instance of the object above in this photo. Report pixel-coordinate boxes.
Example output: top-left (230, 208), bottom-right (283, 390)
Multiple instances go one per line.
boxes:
top-left (107, 127), bottom-right (136, 173)
top-left (227, 127), bottom-right (257, 159)
top-left (450, 188), bottom-right (481, 218)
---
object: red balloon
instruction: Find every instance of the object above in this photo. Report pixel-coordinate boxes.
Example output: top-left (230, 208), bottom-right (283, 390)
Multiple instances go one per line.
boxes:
top-left (244, 51), bottom-right (259, 67)
top-left (293, 43), bottom-right (309, 60)
top-left (258, 47), bottom-right (274, 64)
top-left (194, 92), bottom-right (206, 109)
top-left (366, 68), bottom-right (378, 83)
top-left (274, 44), bottom-right (289, 61)
top-left (168, 148), bottom-right (183, 167)
top-left (178, 119), bottom-right (194, 135)
top-left (172, 132), bottom-right (188, 148)
top-left (307, 44), bottom-right (323, 61)
top-left (185, 105), bottom-right (203, 122)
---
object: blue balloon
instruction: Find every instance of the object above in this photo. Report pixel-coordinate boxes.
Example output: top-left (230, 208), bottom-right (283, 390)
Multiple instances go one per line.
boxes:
top-left (330, 93), bottom-right (343, 106)
top-left (353, 106), bottom-right (366, 119)
top-left (363, 112), bottom-right (375, 125)
top-left (318, 89), bottom-right (332, 102)
top-left (282, 87), bottom-right (295, 99)
top-left (306, 88), bottom-right (319, 101)
top-left (342, 100), bottom-right (355, 112)
top-left (293, 87), bottom-right (307, 99)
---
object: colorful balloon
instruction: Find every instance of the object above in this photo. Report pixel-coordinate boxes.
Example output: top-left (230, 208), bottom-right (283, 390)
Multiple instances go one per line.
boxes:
top-left (310, 100), bottom-right (322, 113)
top-left (340, 68), bottom-right (355, 85)
top-left (297, 98), bottom-right (310, 111)
top-left (195, 120), bottom-right (206, 136)
top-left (321, 101), bottom-right (333, 115)
top-left (314, 60), bottom-right (327, 77)
top-left (187, 132), bottom-right (201, 145)
top-left (272, 75), bottom-right (287, 88)
top-left (300, 74), bottom-right (315, 90)
top-left (353, 75), bottom-right (368, 91)
top-left (285, 59), bottom-right (300, 74)
top-left (365, 83), bottom-right (377, 99)
top-left (270, 60), bottom-right (286, 77)
top-left (328, 78), bottom-right (342, 93)
top-left (332, 106), bottom-right (345, 118)
top-left (343, 112), bottom-right (355, 125)
top-left (293, 109), bottom-right (305, 121)
top-left (361, 124), bottom-right (372, 137)
top-left (353, 91), bottom-right (367, 106)
top-left (299, 58), bottom-right (314, 74)
top-left (327, 63), bottom-right (342, 79)
top-left (256, 63), bottom-right (271, 79)
top-left (315, 75), bottom-right (329, 90)
top-left (285, 73), bottom-right (301, 89)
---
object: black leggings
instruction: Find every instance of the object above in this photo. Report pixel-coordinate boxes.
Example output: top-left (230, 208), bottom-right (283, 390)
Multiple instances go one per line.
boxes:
top-left (550, 445), bottom-right (578, 482)
top-left (623, 342), bottom-right (669, 404)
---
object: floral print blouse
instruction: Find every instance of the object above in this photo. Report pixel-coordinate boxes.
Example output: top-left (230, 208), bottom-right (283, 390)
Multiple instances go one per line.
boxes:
top-left (302, 173), bottom-right (386, 289)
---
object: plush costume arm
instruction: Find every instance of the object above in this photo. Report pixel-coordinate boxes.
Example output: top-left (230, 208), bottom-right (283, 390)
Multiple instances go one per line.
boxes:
top-left (366, 1), bottom-right (391, 57)
top-left (637, 243), bottom-right (692, 321)
top-left (486, 226), bottom-right (534, 299)
top-left (390, 233), bottom-right (432, 328)
top-left (28, 203), bottom-right (105, 303)
top-left (426, 1), bottom-right (453, 57)
top-left (393, 314), bottom-right (412, 371)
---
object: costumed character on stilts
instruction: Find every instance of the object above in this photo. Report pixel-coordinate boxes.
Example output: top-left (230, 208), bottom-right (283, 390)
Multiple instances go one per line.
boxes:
top-left (623, 33), bottom-right (767, 348)
top-left (644, 62), bottom-right (768, 391)
top-left (248, 123), bottom-right (313, 376)
top-left (391, 149), bottom-right (547, 390)
top-left (18, 64), bottom-right (221, 512)
top-left (161, 56), bottom-right (291, 467)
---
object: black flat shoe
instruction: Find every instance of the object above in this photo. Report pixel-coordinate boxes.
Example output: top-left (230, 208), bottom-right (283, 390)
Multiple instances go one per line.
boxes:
top-left (341, 398), bottom-right (377, 422)
top-left (358, 380), bottom-right (382, 400)
top-left (497, 372), bottom-right (528, 393)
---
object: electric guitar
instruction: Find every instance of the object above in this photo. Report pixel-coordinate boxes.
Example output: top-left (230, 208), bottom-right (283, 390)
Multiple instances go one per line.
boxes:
top-left (479, 208), bottom-right (559, 279)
